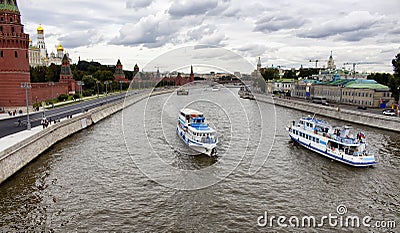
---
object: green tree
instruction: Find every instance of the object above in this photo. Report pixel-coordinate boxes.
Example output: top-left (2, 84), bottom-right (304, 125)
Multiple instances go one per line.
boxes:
top-left (93, 70), bottom-right (114, 82)
top-left (391, 53), bottom-right (400, 102)
top-left (45, 64), bottom-right (61, 82)
top-left (283, 70), bottom-right (297, 79)
top-left (298, 68), bottom-right (319, 79)
top-left (260, 67), bottom-right (279, 81)
top-left (82, 75), bottom-right (97, 92)
top-left (30, 66), bottom-right (47, 82)
top-left (367, 73), bottom-right (393, 86)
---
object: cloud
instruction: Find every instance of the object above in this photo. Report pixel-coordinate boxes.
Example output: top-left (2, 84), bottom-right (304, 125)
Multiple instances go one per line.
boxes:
top-left (112, 13), bottom-right (187, 48)
top-left (168, 0), bottom-right (219, 17)
top-left (297, 11), bottom-right (383, 40)
top-left (254, 14), bottom-right (308, 33)
top-left (59, 30), bottom-right (104, 48)
top-left (234, 44), bottom-right (270, 58)
top-left (126, 0), bottom-right (152, 9)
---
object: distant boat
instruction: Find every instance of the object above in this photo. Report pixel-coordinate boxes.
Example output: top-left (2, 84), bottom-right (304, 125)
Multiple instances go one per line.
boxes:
top-left (211, 86), bottom-right (220, 92)
top-left (176, 108), bottom-right (218, 156)
top-left (177, 88), bottom-right (189, 95)
top-left (287, 116), bottom-right (376, 167)
top-left (238, 86), bottom-right (255, 100)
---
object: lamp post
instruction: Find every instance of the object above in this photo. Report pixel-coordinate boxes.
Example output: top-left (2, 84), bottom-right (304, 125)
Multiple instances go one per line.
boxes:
top-left (96, 81), bottom-right (100, 98)
top-left (104, 81), bottom-right (111, 96)
top-left (77, 81), bottom-right (84, 113)
top-left (20, 82), bottom-right (32, 130)
top-left (77, 81), bottom-right (84, 101)
top-left (119, 80), bottom-right (123, 93)
top-left (48, 81), bottom-right (54, 108)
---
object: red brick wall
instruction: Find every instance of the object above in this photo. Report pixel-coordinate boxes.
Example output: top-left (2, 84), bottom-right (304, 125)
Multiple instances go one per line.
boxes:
top-left (31, 83), bottom-right (69, 104)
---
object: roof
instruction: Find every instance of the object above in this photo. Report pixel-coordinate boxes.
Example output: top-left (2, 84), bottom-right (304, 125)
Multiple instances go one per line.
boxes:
top-left (274, 79), bottom-right (295, 83)
top-left (345, 82), bottom-right (389, 90)
top-left (0, 0), bottom-right (19, 12)
top-left (181, 108), bottom-right (203, 116)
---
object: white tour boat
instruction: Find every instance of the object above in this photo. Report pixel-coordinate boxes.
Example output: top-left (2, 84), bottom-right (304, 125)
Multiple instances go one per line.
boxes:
top-left (287, 116), bottom-right (376, 167)
top-left (176, 108), bottom-right (218, 156)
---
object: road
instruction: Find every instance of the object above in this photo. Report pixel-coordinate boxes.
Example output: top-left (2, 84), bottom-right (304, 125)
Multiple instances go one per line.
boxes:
top-left (0, 91), bottom-right (141, 139)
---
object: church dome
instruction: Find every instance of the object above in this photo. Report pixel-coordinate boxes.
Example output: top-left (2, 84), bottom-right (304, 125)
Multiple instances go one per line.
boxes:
top-left (37, 25), bottom-right (44, 32)
top-left (57, 43), bottom-right (64, 51)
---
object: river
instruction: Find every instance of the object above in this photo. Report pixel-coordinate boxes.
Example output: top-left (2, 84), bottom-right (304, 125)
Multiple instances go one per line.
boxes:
top-left (0, 87), bottom-right (399, 232)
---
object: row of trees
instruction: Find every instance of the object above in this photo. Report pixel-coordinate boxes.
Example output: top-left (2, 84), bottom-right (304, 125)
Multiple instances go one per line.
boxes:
top-left (30, 60), bottom-right (138, 83)
top-left (259, 67), bottom-right (321, 81)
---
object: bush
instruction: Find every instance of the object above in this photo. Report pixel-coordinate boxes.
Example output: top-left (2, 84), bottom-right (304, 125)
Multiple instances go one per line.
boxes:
top-left (58, 94), bottom-right (69, 102)
top-left (83, 89), bottom-right (94, 97)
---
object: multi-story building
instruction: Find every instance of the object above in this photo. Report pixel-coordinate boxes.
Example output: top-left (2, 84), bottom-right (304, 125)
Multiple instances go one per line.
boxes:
top-left (292, 79), bottom-right (393, 108)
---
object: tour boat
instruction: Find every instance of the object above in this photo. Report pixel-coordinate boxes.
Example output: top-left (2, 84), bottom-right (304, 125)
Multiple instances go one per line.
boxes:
top-left (287, 116), bottom-right (376, 167)
top-left (176, 108), bottom-right (218, 156)
top-left (211, 86), bottom-right (220, 92)
top-left (177, 88), bottom-right (189, 95)
top-left (238, 86), bottom-right (255, 100)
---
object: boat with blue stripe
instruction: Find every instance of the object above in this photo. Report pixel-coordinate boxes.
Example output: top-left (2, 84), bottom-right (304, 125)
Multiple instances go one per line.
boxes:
top-left (177, 108), bottom-right (218, 156)
top-left (287, 116), bottom-right (376, 167)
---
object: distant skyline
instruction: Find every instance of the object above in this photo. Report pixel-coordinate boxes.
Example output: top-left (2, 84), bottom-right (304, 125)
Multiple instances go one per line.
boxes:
top-left (20, 0), bottom-right (400, 73)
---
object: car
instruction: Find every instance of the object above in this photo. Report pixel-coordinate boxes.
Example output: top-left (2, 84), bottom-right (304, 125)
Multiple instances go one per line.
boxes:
top-left (382, 109), bottom-right (397, 116)
top-left (357, 106), bottom-right (367, 110)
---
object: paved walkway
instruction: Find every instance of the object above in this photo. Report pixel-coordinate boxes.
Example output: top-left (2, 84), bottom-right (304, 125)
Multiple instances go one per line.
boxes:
top-left (0, 94), bottom-right (109, 120)
top-left (0, 113), bottom-right (83, 153)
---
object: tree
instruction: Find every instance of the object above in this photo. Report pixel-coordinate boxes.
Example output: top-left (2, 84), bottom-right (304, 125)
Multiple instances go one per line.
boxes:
top-left (298, 68), bottom-right (319, 79)
top-left (260, 67), bottom-right (279, 81)
top-left (391, 53), bottom-right (400, 102)
top-left (367, 73), bottom-right (392, 86)
top-left (392, 53), bottom-right (400, 77)
top-left (45, 64), bottom-right (61, 82)
top-left (283, 70), bottom-right (297, 79)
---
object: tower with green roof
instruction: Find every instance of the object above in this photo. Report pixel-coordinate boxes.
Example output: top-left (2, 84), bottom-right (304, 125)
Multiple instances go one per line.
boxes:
top-left (0, 0), bottom-right (31, 109)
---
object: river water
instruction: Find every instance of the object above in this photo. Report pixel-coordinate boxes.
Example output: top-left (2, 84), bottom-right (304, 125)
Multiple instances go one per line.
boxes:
top-left (0, 88), bottom-right (399, 232)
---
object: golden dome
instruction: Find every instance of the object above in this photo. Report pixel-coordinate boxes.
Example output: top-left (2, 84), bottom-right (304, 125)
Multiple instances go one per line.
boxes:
top-left (37, 25), bottom-right (44, 32)
top-left (57, 43), bottom-right (64, 51)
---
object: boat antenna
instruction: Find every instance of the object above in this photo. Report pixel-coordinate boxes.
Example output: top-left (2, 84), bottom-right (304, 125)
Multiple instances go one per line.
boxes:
top-left (312, 113), bottom-right (316, 119)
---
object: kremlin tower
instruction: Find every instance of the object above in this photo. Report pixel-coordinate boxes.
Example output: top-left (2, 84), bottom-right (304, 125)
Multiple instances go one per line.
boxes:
top-left (114, 59), bottom-right (129, 83)
top-left (0, 0), bottom-right (31, 109)
top-left (59, 54), bottom-right (75, 93)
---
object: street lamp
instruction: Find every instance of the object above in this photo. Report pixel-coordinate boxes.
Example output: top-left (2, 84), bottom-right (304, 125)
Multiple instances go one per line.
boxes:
top-left (48, 81), bottom-right (54, 108)
top-left (20, 82), bottom-right (32, 130)
top-left (104, 81), bottom-right (111, 96)
top-left (77, 81), bottom-right (84, 101)
top-left (96, 81), bottom-right (100, 98)
top-left (77, 81), bottom-right (84, 113)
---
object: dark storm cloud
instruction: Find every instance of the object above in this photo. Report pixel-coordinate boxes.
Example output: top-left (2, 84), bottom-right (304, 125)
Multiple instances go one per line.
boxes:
top-left (168, 0), bottom-right (219, 17)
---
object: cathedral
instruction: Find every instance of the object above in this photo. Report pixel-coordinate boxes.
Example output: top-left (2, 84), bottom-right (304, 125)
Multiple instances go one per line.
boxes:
top-left (28, 24), bottom-right (71, 67)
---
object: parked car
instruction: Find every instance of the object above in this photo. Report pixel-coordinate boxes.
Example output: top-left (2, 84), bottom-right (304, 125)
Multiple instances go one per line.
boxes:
top-left (382, 109), bottom-right (397, 116)
top-left (357, 106), bottom-right (367, 110)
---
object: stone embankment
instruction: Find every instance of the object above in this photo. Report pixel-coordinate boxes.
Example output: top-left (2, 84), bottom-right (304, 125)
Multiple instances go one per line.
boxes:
top-left (255, 94), bottom-right (400, 133)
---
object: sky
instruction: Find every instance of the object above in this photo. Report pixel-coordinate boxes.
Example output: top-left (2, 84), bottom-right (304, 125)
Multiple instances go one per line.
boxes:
top-left (20, 0), bottom-right (400, 74)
